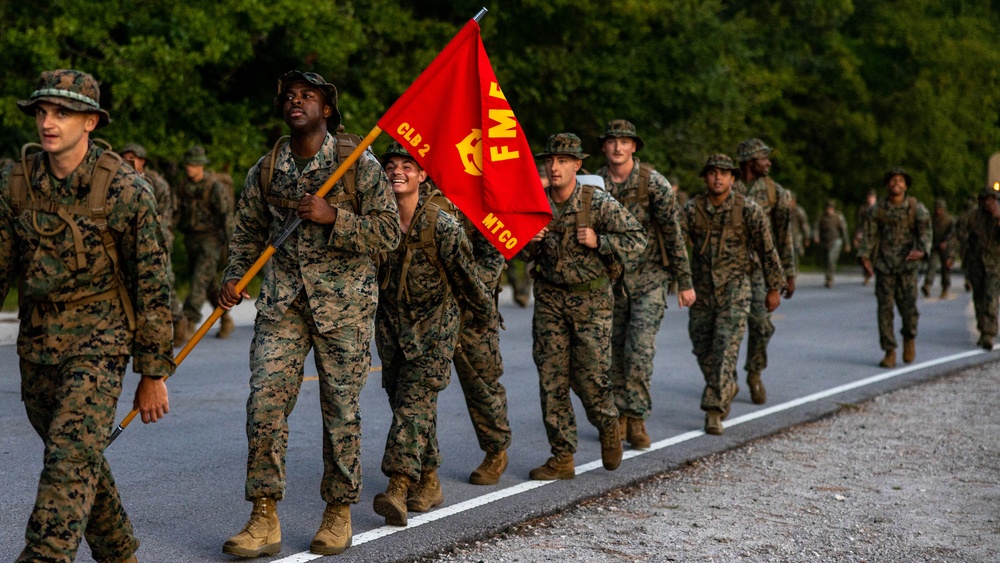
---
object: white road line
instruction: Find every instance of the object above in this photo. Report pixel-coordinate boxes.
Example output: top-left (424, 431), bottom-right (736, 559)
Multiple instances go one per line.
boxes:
top-left (271, 349), bottom-right (986, 562)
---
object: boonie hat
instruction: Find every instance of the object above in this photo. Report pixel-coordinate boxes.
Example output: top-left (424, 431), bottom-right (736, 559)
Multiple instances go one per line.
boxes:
top-left (736, 138), bottom-right (772, 162)
top-left (184, 146), bottom-right (210, 165)
top-left (18, 69), bottom-right (111, 128)
top-left (699, 153), bottom-right (740, 178)
top-left (119, 143), bottom-right (147, 159)
top-left (274, 70), bottom-right (341, 133)
top-left (882, 167), bottom-right (912, 188)
top-left (535, 133), bottom-right (589, 160)
top-left (598, 119), bottom-right (644, 152)
top-left (380, 141), bottom-right (417, 168)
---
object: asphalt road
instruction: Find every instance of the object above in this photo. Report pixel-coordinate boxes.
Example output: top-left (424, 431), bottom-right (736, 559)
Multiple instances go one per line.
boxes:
top-left (0, 271), bottom-right (992, 562)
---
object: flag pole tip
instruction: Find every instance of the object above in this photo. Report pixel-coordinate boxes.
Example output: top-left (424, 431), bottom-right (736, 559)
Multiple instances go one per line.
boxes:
top-left (474, 8), bottom-right (488, 22)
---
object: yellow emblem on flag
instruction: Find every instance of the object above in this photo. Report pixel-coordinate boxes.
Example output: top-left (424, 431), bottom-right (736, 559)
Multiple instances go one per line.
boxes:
top-left (456, 129), bottom-right (483, 176)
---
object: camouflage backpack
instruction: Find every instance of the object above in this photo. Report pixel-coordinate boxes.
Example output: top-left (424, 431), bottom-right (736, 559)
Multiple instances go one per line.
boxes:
top-left (690, 191), bottom-right (748, 258)
top-left (547, 183), bottom-right (624, 280)
top-left (875, 196), bottom-right (918, 227)
top-left (614, 162), bottom-right (670, 268)
top-left (259, 133), bottom-right (362, 214)
top-left (9, 143), bottom-right (136, 330)
top-left (378, 191), bottom-right (449, 301)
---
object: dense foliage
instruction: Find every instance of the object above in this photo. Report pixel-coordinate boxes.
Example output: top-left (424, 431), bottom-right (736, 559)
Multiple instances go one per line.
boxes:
top-left (2, 0), bottom-right (999, 220)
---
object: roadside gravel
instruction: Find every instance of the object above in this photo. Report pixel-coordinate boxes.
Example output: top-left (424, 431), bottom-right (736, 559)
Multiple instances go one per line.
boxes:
top-left (435, 361), bottom-right (1000, 562)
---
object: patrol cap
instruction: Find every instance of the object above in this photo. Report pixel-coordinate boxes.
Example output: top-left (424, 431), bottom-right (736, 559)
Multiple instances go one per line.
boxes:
top-left (826, 199), bottom-right (838, 209)
top-left (17, 69), bottom-right (111, 129)
top-left (698, 153), bottom-right (740, 178)
top-left (736, 138), bottom-right (772, 162)
top-left (120, 143), bottom-right (147, 159)
top-left (184, 145), bottom-right (210, 165)
top-left (882, 167), bottom-right (912, 187)
top-left (598, 119), bottom-right (644, 152)
top-left (934, 197), bottom-right (947, 209)
top-left (535, 133), bottom-right (589, 160)
top-left (380, 141), bottom-right (419, 168)
top-left (274, 70), bottom-right (341, 132)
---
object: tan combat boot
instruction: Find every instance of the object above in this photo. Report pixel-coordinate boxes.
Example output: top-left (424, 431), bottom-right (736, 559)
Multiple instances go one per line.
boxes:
top-left (705, 410), bottom-right (724, 435)
top-left (373, 474), bottom-right (410, 526)
top-left (469, 450), bottom-right (508, 485)
top-left (173, 317), bottom-right (190, 348)
top-left (217, 312), bottom-right (235, 339)
top-left (529, 453), bottom-right (575, 480)
top-left (626, 417), bottom-right (651, 450)
top-left (407, 468), bottom-right (444, 512)
top-left (222, 497), bottom-right (281, 557)
top-left (879, 349), bottom-right (897, 368)
top-left (747, 372), bottom-right (767, 405)
top-left (114, 555), bottom-right (138, 563)
top-left (599, 421), bottom-right (623, 471)
top-left (903, 338), bottom-right (916, 363)
top-left (310, 503), bottom-right (352, 555)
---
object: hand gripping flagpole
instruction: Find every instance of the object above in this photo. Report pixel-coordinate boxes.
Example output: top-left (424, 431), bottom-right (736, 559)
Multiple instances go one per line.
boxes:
top-left (107, 7), bottom-right (490, 447)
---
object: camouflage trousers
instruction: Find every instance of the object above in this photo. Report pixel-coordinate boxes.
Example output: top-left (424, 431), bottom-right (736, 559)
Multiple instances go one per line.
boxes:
top-left (380, 350), bottom-right (452, 481)
top-left (532, 281), bottom-right (618, 457)
top-left (609, 279), bottom-right (668, 420)
top-left (923, 247), bottom-right (951, 292)
top-left (821, 240), bottom-right (843, 283)
top-left (454, 309), bottom-right (511, 454)
top-left (182, 231), bottom-right (225, 324)
top-left (875, 269), bottom-right (919, 351)
top-left (744, 270), bottom-right (776, 375)
top-left (689, 278), bottom-right (751, 413)
top-left (966, 258), bottom-right (1000, 338)
top-left (245, 292), bottom-right (370, 505)
top-left (506, 258), bottom-right (532, 304)
top-left (18, 356), bottom-right (138, 563)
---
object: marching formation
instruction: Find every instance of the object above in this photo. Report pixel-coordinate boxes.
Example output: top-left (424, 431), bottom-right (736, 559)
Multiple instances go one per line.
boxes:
top-left (3, 67), bottom-right (999, 563)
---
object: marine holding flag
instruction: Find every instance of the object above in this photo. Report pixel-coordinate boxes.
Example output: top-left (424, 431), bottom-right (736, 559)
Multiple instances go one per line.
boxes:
top-left (219, 70), bottom-right (400, 558)
top-left (377, 19), bottom-right (552, 258)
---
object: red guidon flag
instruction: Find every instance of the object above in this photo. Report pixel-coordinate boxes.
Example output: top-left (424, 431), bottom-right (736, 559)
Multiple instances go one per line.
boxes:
top-left (377, 20), bottom-right (551, 259)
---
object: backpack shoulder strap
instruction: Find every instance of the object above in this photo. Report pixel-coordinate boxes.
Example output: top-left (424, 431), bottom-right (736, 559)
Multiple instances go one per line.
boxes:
top-left (907, 196), bottom-right (917, 225)
top-left (335, 133), bottom-right (362, 213)
top-left (11, 144), bottom-right (44, 214)
top-left (578, 184), bottom-right (595, 228)
top-left (637, 162), bottom-right (654, 202)
top-left (88, 150), bottom-right (122, 229)
top-left (732, 191), bottom-right (744, 230)
top-left (261, 135), bottom-right (289, 198)
top-left (763, 177), bottom-right (777, 207)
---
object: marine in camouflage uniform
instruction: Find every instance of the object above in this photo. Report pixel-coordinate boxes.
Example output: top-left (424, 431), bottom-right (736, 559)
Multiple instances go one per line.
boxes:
top-left (412, 183), bottom-right (510, 459)
top-left (788, 190), bottom-right (811, 265)
top-left (176, 145), bottom-right (235, 340)
top-left (680, 154), bottom-right (784, 435)
top-left (733, 138), bottom-right (796, 405)
top-left (595, 120), bottom-right (694, 450)
top-left (219, 71), bottom-right (400, 557)
top-left (813, 199), bottom-right (850, 287)
top-left (121, 143), bottom-right (184, 337)
top-left (922, 198), bottom-right (955, 298)
top-left (853, 189), bottom-right (878, 286)
top-left (955, 185), bottom-right (1000, 350)
top-left (857, 168), bottom-right (932, 368)
top-left (372, 142), bottom-right (495, 525)
top-left (1, 69), bottom-right (173, 563)
top-left (453, 206), bottom-right (511, 485)
top-left (523, 133), bottom-right (645, 480)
